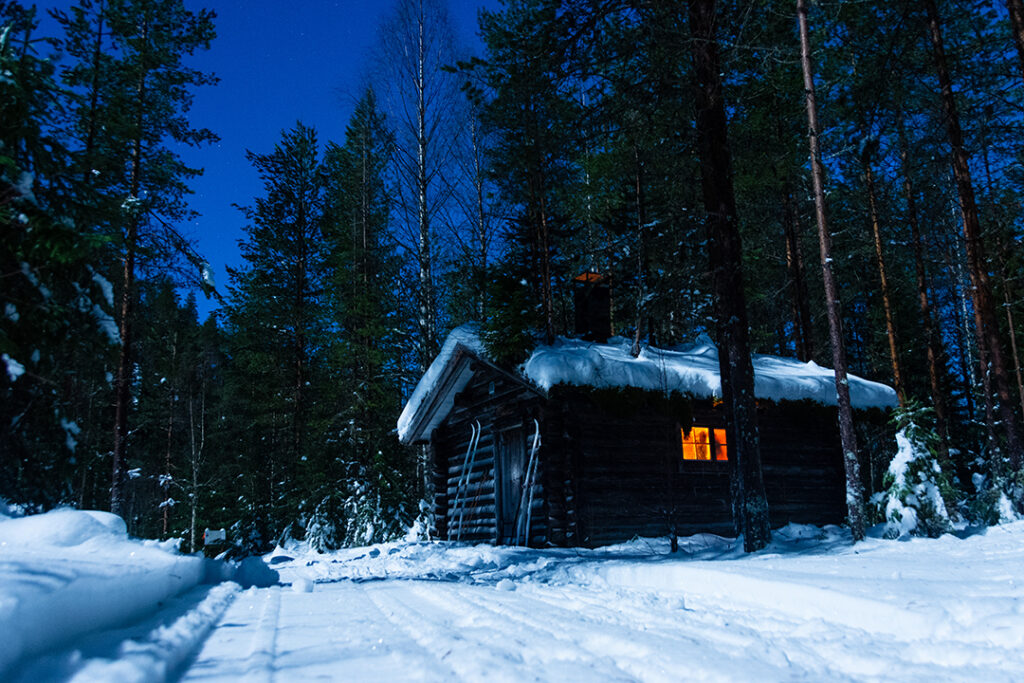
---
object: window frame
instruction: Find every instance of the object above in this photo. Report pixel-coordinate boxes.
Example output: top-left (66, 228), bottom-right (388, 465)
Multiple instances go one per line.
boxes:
top-left (680, 424), bottom-right (728, 463)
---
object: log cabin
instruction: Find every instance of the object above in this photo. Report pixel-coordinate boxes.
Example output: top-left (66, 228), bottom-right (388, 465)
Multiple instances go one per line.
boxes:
top-left (398, 283), bottom-right (897, 548)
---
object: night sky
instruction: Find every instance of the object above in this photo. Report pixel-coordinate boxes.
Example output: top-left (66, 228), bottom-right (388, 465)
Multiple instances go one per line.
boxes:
top-left (39, 0), bottom-right (499, 317)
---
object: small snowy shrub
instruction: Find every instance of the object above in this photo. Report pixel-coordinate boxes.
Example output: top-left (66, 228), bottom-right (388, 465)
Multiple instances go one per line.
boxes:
top-left (405, 499), bottom-right (433, 542)
top-left (877, 402), bottom-right (956, 539)
top-left (306, 493), bottom-right (344, 552)
top-left (970, 470), bottom-right (1024, 525)
top-left (340, 452), bottom-right (410, 547)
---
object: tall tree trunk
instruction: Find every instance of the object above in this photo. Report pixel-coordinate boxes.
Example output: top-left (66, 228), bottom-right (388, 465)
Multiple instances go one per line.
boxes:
top-left (688, 0), bottom-right (770, 552)
top-left (294, 178), bottom-right (307, 476)
top-left (923, 0), bottom-right (1024, 472)
top-left (82, 0), bottom-right (106, 184)
top-left (798, 0), bottom-right (866, 541)
top-left (111, 18), bottom-right (148, 519)
top-left (471, 119), bottom-right (488, 321)
top-left (631, 144), bottom-right (648, 358)
top-left (899, 117), bottom-right (950, 459)
top-left (863, 164), bottom-right (906, 406)
top-left (947, 242), bottom-right (978, 430)
top-left (162, 390), bottom-right (173, 537)
top-left (1007, 0), bottom-right (1024, 84)
top-left (188, 386), bottom-right (205, 554)
top-left (781, 189), bottom-right (814, 362)
top-left (1004, 284), bottom-right (1024, 420)
top-left (415, 0), bottom-right (435, 374)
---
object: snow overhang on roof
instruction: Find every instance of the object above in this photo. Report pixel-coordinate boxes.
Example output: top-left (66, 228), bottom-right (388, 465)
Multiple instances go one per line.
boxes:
top-left (397, 327), bottom-right (899, 444)
top-left (523, 334), bottom-right (899, 410)
top-left (397, 324), bottom-right (488, 445)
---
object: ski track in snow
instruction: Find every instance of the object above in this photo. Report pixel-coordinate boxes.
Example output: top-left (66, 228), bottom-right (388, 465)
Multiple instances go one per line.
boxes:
top-left (6, 516), bottom-right (1024, 681)
top-left (180, 571), bottom-right (1023, 682)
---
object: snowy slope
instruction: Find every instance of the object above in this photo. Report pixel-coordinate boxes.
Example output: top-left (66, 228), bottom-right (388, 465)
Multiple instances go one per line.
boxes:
top-left (0, 508), bottom-right (217, 678)
top-left (7, 508), bottom-right (1024, 681)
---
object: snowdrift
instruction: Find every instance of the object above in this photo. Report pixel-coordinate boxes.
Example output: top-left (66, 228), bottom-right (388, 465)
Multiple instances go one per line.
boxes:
top-left (0, 508), bottom-right (208, 675)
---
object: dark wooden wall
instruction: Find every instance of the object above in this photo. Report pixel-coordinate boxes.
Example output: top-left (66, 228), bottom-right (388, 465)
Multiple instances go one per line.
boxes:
top-left (432, 373), bottom-right (852, 548)
top-left (759, 402), bottom-right (846, 526)
top-left (556, 395), bottom-right (848, 547)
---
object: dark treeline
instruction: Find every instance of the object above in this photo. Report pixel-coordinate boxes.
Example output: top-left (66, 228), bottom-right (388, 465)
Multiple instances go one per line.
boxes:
top-left (3, 0), bottom-right (1024, 552)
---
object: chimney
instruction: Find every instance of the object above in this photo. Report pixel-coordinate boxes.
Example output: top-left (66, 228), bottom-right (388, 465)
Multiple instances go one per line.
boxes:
top-left (573, 272), bottom-right (611, 343)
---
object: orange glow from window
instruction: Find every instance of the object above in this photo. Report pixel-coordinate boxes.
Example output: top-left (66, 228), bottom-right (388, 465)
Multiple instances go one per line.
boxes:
top-left (682, 426), bottom-right (710, 460)
top-left (714, 428), bottom-right (728, 461)
top-left (681, 426), bottom-right (728, 461)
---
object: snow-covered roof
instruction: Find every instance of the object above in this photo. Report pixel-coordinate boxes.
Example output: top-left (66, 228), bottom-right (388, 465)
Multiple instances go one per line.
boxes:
top-left (397, 325), bottom-right (898, 444)
top-left (397, 325), bottom-right (489, 444)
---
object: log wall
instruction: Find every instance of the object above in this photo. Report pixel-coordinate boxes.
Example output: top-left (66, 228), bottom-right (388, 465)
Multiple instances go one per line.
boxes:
top-left (431, 366), bottom-right (546, 545)
top-left (432, 375), bottom-right (854, 548)
top-left (560, 395), bottom-right (848, 547)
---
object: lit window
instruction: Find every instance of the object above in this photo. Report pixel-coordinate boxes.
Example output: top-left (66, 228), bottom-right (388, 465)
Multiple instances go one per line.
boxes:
top-left (681, 426), bottom-right (728, 461)
top-left (713, 428), bottom-right (728, 461)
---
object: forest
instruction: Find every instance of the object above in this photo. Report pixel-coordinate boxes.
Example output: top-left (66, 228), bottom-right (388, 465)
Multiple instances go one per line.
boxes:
top-left (2, 0), bottom-right (1023, 554)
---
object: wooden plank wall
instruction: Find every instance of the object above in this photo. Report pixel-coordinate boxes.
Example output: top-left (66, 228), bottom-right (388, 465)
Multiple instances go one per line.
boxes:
top-left (434, 379), bottom-right (851, 548)
top-left (563, 395), bottom-right (848, 547)
top-left (564, 396), bottom-right (733, 547)
top-left (758, 403), bottom-right (846, 526)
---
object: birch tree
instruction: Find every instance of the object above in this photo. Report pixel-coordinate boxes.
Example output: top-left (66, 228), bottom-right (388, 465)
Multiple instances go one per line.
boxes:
top-left (373, 0), bottom-right (464, 373)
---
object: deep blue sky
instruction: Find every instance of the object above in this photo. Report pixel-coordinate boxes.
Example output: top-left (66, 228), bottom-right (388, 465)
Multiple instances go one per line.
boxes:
top-left (40, 0), bottom-right (498, 317)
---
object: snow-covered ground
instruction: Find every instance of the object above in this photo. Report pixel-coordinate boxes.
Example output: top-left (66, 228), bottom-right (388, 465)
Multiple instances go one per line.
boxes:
top-left (4, 507), bottom-right (1024, 681)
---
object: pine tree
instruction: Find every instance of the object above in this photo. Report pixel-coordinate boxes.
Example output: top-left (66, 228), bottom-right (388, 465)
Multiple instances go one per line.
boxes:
top-left (687, 0), bottom-right (770, 552)
top-left (0, 3), bottom-right (114, 510)
top-left (920, 0), bottom-right (1024, 484)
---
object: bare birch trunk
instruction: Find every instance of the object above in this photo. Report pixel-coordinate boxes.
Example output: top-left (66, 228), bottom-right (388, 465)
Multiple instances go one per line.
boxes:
top-left (415, 0), bottom-right (436, 374)
top-left (471, 119), bottom-right (488, 321)
top-left (798, 0), bottom-right (866, 541)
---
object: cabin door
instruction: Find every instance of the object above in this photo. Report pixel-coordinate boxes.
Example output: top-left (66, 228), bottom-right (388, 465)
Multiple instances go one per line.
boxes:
top-left (497, 427), bottom-right (526, 544)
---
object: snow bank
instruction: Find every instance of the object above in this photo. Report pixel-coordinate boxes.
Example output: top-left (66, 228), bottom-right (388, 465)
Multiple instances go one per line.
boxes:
top-left (15, 583), bottom-right (240, 683)
top-left (524, 334), bottom-right (898, 409)
top-left (0, 509), bottom-right (209, 676)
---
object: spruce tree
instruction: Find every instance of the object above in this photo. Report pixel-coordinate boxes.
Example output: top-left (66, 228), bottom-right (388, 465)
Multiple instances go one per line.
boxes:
top-left (1, 3), bottom-right (113, 510)
top-left (225, 122), bottom-right (330, 551)
top-left (52, 0), bottom-right (218, 518)
top-left (320, 91), bottom-right (411, 547)
top-left (476, 0), bottom-right (582, 356)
